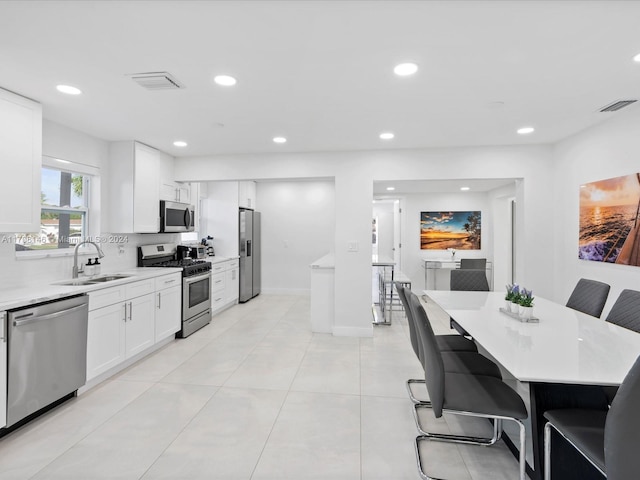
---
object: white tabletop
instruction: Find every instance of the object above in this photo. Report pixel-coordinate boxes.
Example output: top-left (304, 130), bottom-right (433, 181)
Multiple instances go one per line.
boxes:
top-left (424, 290), bottom-right (640, 386)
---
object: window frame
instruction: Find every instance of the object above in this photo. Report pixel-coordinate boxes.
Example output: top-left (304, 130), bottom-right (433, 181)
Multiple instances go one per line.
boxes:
top-left (15, 156), bottom-right (100, 259)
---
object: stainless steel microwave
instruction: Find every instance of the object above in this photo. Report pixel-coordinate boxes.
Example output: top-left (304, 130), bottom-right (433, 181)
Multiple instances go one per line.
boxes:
top-left (159, 200), bottom-right (195, 233)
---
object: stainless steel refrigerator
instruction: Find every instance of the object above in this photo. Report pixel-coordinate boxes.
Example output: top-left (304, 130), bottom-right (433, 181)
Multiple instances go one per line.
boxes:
top-left (239, 208), bottom-right (261, 302)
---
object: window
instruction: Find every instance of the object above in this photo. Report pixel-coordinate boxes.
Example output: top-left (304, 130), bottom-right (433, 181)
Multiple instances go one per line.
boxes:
top-left (15, 166), bottom-right (90, 252)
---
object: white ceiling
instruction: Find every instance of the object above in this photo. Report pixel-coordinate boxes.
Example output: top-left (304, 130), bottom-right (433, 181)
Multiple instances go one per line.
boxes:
top-left (373, 178), bottom-right (516, 196)
top-left (1, 0), bottom-right (640, 158)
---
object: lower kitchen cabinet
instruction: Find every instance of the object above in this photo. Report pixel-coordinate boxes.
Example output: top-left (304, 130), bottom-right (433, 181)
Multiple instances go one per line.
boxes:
top-left (210, 259), bottom-right (239, 315)
top-left (124, 293), bottom-right (155, 358)
top-left (86, 277), bottom-right (159, 381)
top-left (154, 277), bottom-right (181, 342)
top-left (1, 311), bottom-right (6, 428)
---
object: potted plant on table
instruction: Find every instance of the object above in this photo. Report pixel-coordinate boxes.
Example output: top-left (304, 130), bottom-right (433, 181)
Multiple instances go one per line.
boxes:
top-left (505, 284), bottom-right (521, 313)
top-left (518, 288), bottom-right (535, 320)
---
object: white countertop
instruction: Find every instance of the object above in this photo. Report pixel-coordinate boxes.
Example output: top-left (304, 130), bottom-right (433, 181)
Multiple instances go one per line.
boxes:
top-left (207, 256), bottom-right (238, 265)
top-left (425, 290), bottom-right (640, 386)
top-left (310, 253), bottom-right (335, 269)
top-left (0, 267), bottom-right (182, 312)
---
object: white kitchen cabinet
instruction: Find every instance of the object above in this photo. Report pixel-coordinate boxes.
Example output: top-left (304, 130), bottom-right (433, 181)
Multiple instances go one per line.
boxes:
top-left (1, 311), bottom-right (7, 428)
top-left (160, 181), bottom-right (191, 203)
top-left (86, 278), bottom-right (157, 381)
top-left (225, 260), bottom-right (240, 304)
top-left (155, 274), bottom-right (181, 341)
top-left (210, 259), bottom-right (239, 314)
top-left (125, 293), bottom-right (155, 358)
top-left (109, 141), bottom-right (178, 233)
top-left (238, 180), bottom-right (256, 209)
top-left (86, 301), bottom-right (126, 379)
top-left (0, 87), bottom-right (42, 233)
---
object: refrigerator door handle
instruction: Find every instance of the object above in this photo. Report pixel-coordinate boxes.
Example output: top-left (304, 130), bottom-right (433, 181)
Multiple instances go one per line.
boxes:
top-left (247, 240), bottom-right (252, 257)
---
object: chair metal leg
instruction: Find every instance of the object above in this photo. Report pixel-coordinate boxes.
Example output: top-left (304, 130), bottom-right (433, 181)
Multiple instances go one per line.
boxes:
top-left (413, 403), bottom-right (502, 445)
top-left (415, 413), bottom-right (527, 480)
top-left (544, 422), bottom-right (552, 480)
top-left (407, 378), bottom-right (432, 405)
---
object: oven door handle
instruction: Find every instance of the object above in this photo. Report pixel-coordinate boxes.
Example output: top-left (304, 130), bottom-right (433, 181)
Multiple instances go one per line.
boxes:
top-left (184, 272), bottom-right (211, 284)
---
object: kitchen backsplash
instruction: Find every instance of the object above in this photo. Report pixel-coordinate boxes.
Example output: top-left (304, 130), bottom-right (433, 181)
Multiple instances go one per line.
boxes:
top-left (0, 232), bottom-right (180, 290)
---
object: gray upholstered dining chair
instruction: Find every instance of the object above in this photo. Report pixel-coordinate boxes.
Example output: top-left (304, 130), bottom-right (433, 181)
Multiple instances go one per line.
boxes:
top-left (409, 293), bottom-right (528, 480)
top-left (450, 268), bottom-right (489, 291)
top-left (459, 258), bottom-right (486, 270)
top-left (605, 289), bottom-right (640, 333)
top-left (395, 284), bottom-right (502, 405)
top-left (543, 354), bottom-right (640, 480)
top-left (565, 278), bottom-right (610, 318)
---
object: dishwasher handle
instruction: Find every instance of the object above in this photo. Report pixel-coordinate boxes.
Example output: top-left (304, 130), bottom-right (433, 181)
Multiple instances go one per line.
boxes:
top-left (13, 303), bottom-right (88, 327)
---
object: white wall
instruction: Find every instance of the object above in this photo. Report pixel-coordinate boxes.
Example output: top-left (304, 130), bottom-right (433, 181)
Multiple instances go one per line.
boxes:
top-left (258, 180), bottom-right (335, 294)
top-left (176, 145), bottom-right (555, 336)
top-left (203, 181), bottom-right (240, 258)
top-left (552, 107), bottom-right (640, 316)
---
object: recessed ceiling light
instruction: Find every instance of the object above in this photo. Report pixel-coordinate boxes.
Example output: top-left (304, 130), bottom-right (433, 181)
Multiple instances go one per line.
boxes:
top-left (633, 53), bottom-right (640, 62)
top-left (517, 126), bottom-right (535, 135)
top-left (56, 84), bottom-right (82, 95)
top-left (273, 137), bottom-right (287, 144)
top-left (379, 132), bottom-right (395, 140)
top-left (386, 187), bottom-right (395, 191)
top-left (394, 63), bottom-right (418, 76)
top-left (460, 187), bottom-right (470, 191)
top-left (214, 75), bottom-right (237, 86)
top-left (173, 141), bottom-right (188, 147)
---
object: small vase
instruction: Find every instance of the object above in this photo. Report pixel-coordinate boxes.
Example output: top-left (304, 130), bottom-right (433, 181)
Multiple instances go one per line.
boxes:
top-left (510, 301), bottom-right (520, 314)
top-left (519, 306), bottom-right (534, 321)
top-left (505, 300), bottom-right (511, 311)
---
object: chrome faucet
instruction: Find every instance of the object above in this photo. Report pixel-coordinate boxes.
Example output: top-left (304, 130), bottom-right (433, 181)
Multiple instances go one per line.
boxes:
top-left (72, 241), bottom-right (105, 278)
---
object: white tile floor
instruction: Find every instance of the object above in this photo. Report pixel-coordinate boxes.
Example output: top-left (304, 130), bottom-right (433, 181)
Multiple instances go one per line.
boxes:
top-left (0, 294), bottom-right (526, 479)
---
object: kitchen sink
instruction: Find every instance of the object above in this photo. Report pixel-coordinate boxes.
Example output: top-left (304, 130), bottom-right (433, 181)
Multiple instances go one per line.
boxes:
top-left (87, 274), bottom-right (132, 283)
top-left (53, 274), bottom-right (132, 286)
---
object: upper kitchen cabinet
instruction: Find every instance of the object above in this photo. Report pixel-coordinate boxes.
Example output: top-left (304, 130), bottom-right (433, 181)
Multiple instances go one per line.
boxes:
top-left (109, 141), bottom-right (173, 233)
top-left (238, 180), bottom-right (256, 209)
top-left (160, 180), bottom-right (191, 203)
top-left (0, 87), bottom-right (42, 233)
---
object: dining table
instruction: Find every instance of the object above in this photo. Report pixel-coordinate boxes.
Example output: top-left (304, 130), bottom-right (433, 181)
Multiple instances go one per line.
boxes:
top-left (424, 289), bottom-right (640, 480)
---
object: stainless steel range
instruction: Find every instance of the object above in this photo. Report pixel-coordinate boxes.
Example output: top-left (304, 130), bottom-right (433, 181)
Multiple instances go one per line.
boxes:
top-left (138, 243), bottom-right (212, 338)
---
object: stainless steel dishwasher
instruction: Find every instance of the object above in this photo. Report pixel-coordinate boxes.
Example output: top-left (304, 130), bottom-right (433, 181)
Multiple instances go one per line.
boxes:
top-left (6, 294), bottom-right (89, 427)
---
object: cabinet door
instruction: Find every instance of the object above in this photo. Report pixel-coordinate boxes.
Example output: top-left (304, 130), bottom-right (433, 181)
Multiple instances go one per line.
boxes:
top-left (125, 293), bottom-right (155, 358)
top-left (133, 143), bottom-right (160, 233)
top-left (1, 312), bottom-right (6, 428)
top-left (155, 285), bottom-right (181, 342)
top-left (87, 303), bottom-right (126, 381)
top-left (0, 88), bottom-right (42, 232)
top-left (225, 267), bottom-right (239, 304)
top-left (160, 181), bottom-right (179, 202)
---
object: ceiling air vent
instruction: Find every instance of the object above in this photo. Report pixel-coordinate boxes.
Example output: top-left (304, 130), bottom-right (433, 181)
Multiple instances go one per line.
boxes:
top-left (599, 99), bottom-right (637, 112)
top-left (129, 72), bottom-right (184, 90)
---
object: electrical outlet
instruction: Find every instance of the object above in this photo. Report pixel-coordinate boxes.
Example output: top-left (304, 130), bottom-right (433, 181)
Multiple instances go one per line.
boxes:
top-left (347, 241), bottom-right (359, 252)
top-left (118, 244), bottom-right (125, 256)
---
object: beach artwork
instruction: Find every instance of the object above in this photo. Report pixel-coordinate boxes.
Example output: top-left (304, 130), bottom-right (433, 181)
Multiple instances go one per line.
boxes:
top-left (579, 173), bottom-right (640, 265)
top-left (420, 211), bottom-right (481, 250)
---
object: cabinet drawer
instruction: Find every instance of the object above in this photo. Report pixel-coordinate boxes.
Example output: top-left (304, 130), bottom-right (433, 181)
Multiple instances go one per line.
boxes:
top-left (226, 260), bottom-right (239, 270)
top-left (125, 279), bottom-right (155, 299)
top-left (211, 262), bottom-right (226, 274)
top-left (89, 285), bottom-right (127, 311)
top-left (211, 292), bottom-right (226, 310)
top-left (155, 273), bottom-right (181, 291)
top-left (211, 272), bottom-right (225, 293)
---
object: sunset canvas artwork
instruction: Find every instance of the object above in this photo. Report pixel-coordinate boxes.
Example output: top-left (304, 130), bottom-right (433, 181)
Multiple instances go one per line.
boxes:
top-left (420, 211), bottom-right (481, 250)
top-left (579, 173), bottom-right (640, 265)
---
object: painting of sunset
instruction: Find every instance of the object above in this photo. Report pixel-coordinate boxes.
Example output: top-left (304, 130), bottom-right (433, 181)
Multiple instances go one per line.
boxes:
top-left (420, 211), bottom-right (481, 250)
top-left (579, 173), bottom-right (640, 265)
